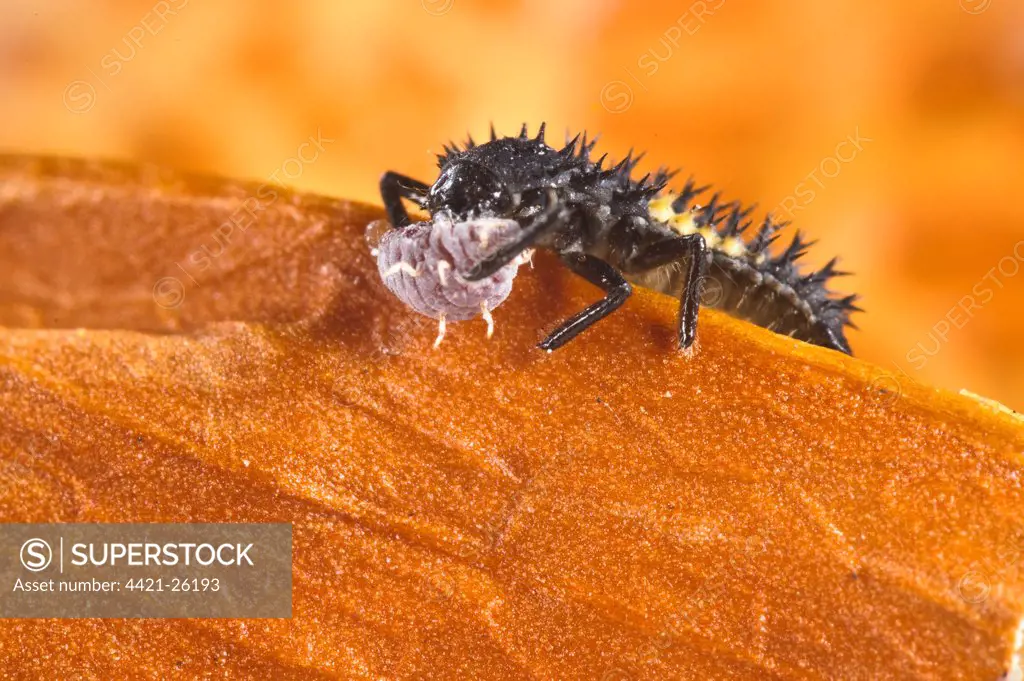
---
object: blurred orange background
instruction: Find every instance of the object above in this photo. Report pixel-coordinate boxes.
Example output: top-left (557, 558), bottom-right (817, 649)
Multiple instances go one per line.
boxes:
top-left (2, 0), bottom-right (1022, 409)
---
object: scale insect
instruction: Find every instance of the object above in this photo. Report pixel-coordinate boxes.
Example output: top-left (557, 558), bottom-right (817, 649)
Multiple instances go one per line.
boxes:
top-left (368, 213), bottom-right (533, 348)
top-left (374, 123), bottom-right (861, 353)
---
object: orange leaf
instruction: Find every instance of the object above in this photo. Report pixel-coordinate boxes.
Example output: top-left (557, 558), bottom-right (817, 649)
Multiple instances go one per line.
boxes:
top-left (1, 156), bottom-right (1022, 679)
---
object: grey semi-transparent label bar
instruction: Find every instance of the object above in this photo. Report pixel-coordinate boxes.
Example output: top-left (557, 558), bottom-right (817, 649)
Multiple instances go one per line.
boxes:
top-left (0, 524), bottom-right (291, 618)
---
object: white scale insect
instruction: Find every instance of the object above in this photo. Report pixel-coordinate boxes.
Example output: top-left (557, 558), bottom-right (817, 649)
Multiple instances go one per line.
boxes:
top-left (367, 212), bottom-right (533, 348)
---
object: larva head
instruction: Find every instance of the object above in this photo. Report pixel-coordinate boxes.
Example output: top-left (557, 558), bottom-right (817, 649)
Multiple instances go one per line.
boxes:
top-left (429, 124), bottom-right (581, 220)
top-left (428, 160), bottom-right (514, 219)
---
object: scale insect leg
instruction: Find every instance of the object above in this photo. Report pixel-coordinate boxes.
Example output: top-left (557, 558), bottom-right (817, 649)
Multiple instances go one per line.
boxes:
top-left (380, 171), bottom-right (430, 228)
top-left (625, 233), bottom-right (709, 350)
top-left (538, 253), bottom-right (632, 352)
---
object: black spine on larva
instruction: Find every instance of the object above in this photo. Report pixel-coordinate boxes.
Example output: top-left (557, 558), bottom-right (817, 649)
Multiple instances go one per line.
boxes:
top-left (665, 167), bottom-right (860, 350)
top-left (430, 123), bottom-right (860, 350)
top-left (431, 125), bottom-right (666, 228)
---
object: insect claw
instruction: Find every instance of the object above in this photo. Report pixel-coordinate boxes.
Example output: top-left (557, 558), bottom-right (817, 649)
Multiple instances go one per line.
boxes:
top-left (481, 303), bottom-right (494, 338)
top-left (433, 314), bottom-right (447, 349)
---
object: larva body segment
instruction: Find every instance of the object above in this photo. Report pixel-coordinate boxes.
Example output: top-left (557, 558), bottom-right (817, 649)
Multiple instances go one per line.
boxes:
top-left (375, 212), bottom-right (525, 322)
top-left (379, 124), bottom-right (861, 353)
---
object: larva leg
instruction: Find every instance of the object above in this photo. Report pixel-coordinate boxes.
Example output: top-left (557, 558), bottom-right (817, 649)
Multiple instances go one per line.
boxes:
top-left (538, 253), bottom-right (632, 352)
top-left (463, 189), bottom-right (562, 281)
top-left (380, 171), bottom-right (430, 228)
top-left (625, 234), bottom-right (708, 350)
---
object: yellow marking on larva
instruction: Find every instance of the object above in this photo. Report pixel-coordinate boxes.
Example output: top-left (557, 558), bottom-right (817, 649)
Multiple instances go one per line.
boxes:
top-left (647, 194), bottom-right (677, 223)
top-left (648, 193), bottom-right (750, 258)
top-left (698, 226), bottom-right (721, 248)
top-left (720, 236), bottom-right (747, 257)
top-left (669, 212), bottom-right (698, 236)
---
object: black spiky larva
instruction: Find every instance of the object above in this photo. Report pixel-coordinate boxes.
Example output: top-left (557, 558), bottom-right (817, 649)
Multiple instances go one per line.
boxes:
top-left (377, 123), bottom-right (861, 354)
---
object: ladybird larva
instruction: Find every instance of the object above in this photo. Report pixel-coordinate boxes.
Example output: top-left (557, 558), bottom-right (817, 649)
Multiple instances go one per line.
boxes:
top-left (379, 124), bottom-right (861, 354)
